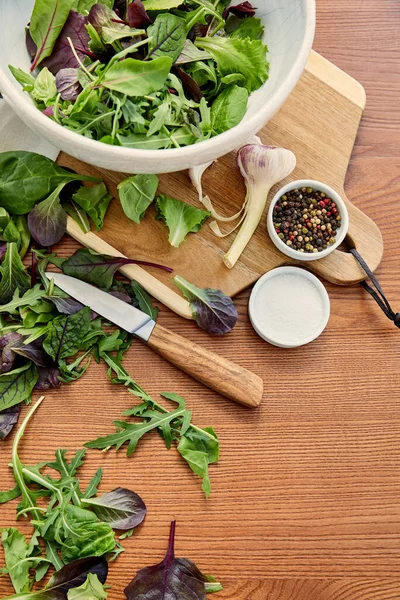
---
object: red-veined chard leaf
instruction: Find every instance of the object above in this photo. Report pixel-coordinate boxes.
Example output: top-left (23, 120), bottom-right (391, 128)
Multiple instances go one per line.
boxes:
top-left (124, 521), bottom-right (222, 599)
top-left (1, 556), bottom-right (108, 600)
top-left (155, 194), bottom-right (210, 248)
top-left (0, 243), bottom-right (31, 304)
top-left (0, 405), bottom-right (21, 441)
top-left (29, 0), bottom-right (75, 71)
top-left (147, 14), bottom-right (187, 62)
top-left (0, 151), bottom-right (100, 215)
top-left (62, 248), bottom-right (172, 290)
top-left (174, 275), bottom-right (237, 334)
top-left (222, 0), bottom-right (256, 19)
top-left (81, 487), bottom-right (146, 530)
top-left (43, 306), bottom-right (91, 362)
top-left (28, 184), bottom-right (68, 247)
top-left (0, 363), bottom-right (38, 412)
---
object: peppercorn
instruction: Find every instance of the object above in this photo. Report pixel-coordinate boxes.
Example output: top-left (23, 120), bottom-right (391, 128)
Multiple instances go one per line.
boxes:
top-left (272, 186), bottom-right (342, 253)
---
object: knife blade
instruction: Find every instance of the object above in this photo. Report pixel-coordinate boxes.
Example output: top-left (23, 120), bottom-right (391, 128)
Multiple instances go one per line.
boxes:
top-left (47, 272), bottom-right (156, 341)
top-left (46, 272), bottom-right (264, 408)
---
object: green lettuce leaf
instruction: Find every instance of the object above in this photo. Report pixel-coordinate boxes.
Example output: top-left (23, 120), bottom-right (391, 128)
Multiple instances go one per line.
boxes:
top-left (211, 84), bottom-right (248, 134)
top-left (155, 194), bottom-right (210, 247)
top-left (229, 16), bottom-right (264, 40)
top-left (195, 36), bottom-right (269, 92)
top-left (117, 174), bottom-right (159, 224)
top-left (72, 183), bottom-right (112, 230)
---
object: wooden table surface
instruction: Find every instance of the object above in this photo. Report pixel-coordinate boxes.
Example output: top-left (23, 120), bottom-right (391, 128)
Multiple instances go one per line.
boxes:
top-left (1, 1), bottom-right (400, 598)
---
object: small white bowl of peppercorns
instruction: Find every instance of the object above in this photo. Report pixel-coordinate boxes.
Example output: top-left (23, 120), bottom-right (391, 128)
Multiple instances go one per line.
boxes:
top-left (267, 179), bottom-right (349, 261)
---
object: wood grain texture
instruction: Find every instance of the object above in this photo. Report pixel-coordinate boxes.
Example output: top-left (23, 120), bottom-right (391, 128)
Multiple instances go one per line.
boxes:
top-left (147, 323), bottom-right (264, 407)
top-left (1, 1), bottom-right (400, 599)
top-left (62, 52), bottom-right (383, 296)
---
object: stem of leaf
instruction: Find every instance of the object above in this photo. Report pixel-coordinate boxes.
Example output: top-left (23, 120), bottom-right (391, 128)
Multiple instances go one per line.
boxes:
top-left (77, 110), bottom-right (116, 134)
top-left (67, 37), bottom-right (95, 80)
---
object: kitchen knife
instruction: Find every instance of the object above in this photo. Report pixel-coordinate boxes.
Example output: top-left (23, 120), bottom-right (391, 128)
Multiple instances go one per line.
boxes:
top-left (47, 272), bottom-right (264, 408)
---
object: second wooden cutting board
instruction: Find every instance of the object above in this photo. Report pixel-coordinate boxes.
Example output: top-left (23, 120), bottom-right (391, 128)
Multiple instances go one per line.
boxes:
top-left (59, 51), bottom-right (383, 315)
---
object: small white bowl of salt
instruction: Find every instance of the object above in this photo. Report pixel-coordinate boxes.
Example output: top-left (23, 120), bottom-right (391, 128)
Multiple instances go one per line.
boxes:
top-left (249, 267), bottom-right (330, 348)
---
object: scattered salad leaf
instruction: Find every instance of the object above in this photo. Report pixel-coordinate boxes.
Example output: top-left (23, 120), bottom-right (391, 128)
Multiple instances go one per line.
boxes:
top-left (155, 195), bottom-right (210, 247)
top-left (28, 184), bottom-right (68, 246)
top-left (0, 405), bottom-right (21, 441)
top-left (82, 487), bottom-right (147, 530)
top-left (117, 174), bottom-right (159, 224)
top-left (0, 243), bottom-right (31, 304)
top-left (72, 183), bottom-right (112, 230)
top-left (67, 573), bottom-right (108, 600)
top-left (29, 0), bottom-right (75, 70)
top-left (0, 151), bottom-right (100, 215)
top-left (124, 521), bottom-right (222, 599)
top-left (174, 275), bottom-right (237, 335)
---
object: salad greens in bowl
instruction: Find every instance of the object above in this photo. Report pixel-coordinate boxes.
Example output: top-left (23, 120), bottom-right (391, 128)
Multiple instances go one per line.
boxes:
top-left (0, 0), bottom-right (315, 173)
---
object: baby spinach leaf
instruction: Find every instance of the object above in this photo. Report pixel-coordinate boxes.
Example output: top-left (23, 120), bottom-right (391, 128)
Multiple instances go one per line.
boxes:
top-left (155, 194), bottom-right (210, 247)
top-left (28, 184), bottom-right (68, 247)
top-left (81, 487), bottom-right (146, 530)
top-left (62, 248), bottom-right (172, 289)
top-left (127, 0), bottom-right (152, 28)
top-left (72, 182), bottom-right (112, 230)
top-left (8, 66), bottom-right (36, 92)
top-left (0, 363), bottom-right (38, 412)
top-left (0, 405), bottom-right (21, 441)
top-left (29, 0), bottom-right (75, 70)
top-left (173, 275), bottom-right (237, 334)
top-left (0, 151), bottom-right (100, 215)
top-left (211, 84), bottom-right (248, 134)
top-left (124, 520), bottom-right (222, 600)
top-left (117, 174), bottom-right (159, 224)
top-left (131, 281), bottom-right (158, 319)
top-left (0, 243), bottom-right (31, 304)
top-left (31, 68), bottom-right (57, 103)
top-left (102, 56), bottom-right (172, 96)
top-left (147, 14), bottom-right (187, 62)
top-left (43, 306), bottom-right (91, 362)
top-left (67, 573), bottom-right (108, 600)
top-left (195, 36), bottom-right (269, 92)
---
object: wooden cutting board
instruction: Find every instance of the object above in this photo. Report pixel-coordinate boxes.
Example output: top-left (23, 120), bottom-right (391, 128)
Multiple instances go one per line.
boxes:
top-left (58, 50), bottom-right (384, 306)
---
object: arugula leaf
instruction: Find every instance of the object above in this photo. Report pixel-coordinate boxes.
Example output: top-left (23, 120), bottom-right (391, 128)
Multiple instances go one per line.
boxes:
top-left (0, 285), bottom-right (47, 315)
top-left (148, 14), bottom-right (187, 62)
top-left (101, 57), bottom-right (172, 96)
top-left (81, 487), bottom-right (146, 530)
top-left (31, 68), bottom-right (57, 103)
top-left (117, 127), bottom-right (197, 149)
top-left (195, 36), bottom-right (269, 92)
top-left (211, 84), bottom-right (248, 134)
top-left (0, 152), bottom-right (100, 215)
top-left (67, 573), bottom-right (108, 600)
top-left (72, 183), bottom-right (112, 230)
top-left (29, 0), bottom-right (75, 70)
top-left (0, 485), bottom-right (22, 504)
top-left (62, 248), bottom-right (171, 289)
top-left (117, 174), bottom-right (159, 224)
top-left (0, 405), bottom-right (21, 441)
top-left (0, 363), bottom-right (38, 412)
top-left (131, 281), bottom-right (159, 319)
top-left (43, 306), bottom-right (91, 362)
top-left (124, 521), bottom-right (222, 599)
top-left (155, 194), bottom-right (210, 247)
top-left (28, 184), bottom-right (68, 247)
top-left (0, 243), bottom-right (31, 304)
top-left (1, 529), bottom-right (45, 594)
top-left (173, 275), bottom-right (237, 335)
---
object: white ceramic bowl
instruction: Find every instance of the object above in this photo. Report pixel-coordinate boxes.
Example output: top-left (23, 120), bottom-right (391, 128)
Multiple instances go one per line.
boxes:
top-left (267, 179), bottom-right (350, 261)
top-left (0, 0), bottom-right (315, 174)
top-left (248, 266), bottom-right (330, 348)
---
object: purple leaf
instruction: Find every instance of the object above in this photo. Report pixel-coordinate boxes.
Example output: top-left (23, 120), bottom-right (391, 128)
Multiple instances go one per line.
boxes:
top-left (26, 28), bottom-right (36, 61)
top-left (43, 106), bottom-right (55, 117)
top-left (62, 248), bottom-right (172, 290)
top-left (0, 405), bottom-right (21, 441)
top-left (175, 67), bottom-right (203, 102)
top-left (0, 243), bottom-right (7, 260)
top-left (29, 11), bottom-right (94, 75)
top-left (124, 521), bottom-right (220, 600)
top-left (28, 186), bottom-right (68, 247)
top-left (7, 335), bottom-right (48, 367)
top-left (127, 0), bottom-right (152, 28)
top-left (35, 366), bottom-right (61, 390)
top-left (109, 290), bottom-right (132, 304)
top-left (56, 68), bottom-right (82, 101)
top-left (48, 296), bottom-right (85, 315)
top-left (82, 487), bottom-right (147, 530)
top-left (222, 1), bottom-right (257, 19)
top-left (0, 333), bottom-right (21, 374)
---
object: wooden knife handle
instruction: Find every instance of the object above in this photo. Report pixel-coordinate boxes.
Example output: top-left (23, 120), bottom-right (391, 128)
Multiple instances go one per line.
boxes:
top-left (147, 324), bottom-right (263, 408)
